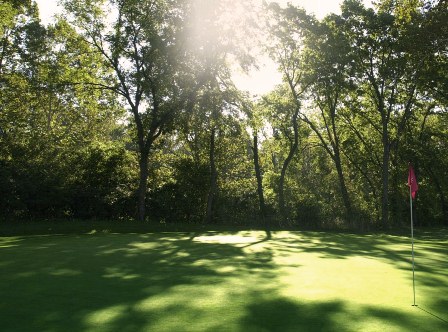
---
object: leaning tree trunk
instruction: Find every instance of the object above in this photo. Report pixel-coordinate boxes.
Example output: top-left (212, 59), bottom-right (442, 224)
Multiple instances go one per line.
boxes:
top-left (205, 128), bottom-right (218, 224)
top-left (333, 149), bottom-right (353, 225)
top-left (253, 131), bottom-right (267, 226)
top-left (279, 110), bottom-right (299, 225)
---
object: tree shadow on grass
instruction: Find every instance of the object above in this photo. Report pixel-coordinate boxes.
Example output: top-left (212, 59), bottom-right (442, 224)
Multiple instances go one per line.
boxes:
top-left (0, 233), bottom-right (279, 331)
top-left (0, 229), bottom-right (446, 331)
top-left (266, 229), bottom-right (448, 324)
top-left (240, 297), bottom-right (448, 332)
top-left (417, 306), bottom-right (448, 324)
top-left (240, 297), bottom-right (345, 332)
top-left (270, 230), bottom-right (447, 277)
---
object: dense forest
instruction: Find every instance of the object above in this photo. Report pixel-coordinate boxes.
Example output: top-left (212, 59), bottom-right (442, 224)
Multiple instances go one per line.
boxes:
top-left (1, 0), bottom-right (447, 229)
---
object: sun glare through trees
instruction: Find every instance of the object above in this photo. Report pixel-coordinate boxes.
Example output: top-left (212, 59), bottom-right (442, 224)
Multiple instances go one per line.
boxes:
top-left (2, 0), bottom-right (447, 228)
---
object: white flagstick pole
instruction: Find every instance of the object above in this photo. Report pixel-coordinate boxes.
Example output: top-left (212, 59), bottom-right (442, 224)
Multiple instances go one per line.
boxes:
top-left (410, 185), bottom-right (416, 306)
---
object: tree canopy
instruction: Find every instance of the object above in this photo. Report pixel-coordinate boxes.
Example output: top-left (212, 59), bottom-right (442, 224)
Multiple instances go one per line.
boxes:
top-left (1, 0), bottom-right (447, 229)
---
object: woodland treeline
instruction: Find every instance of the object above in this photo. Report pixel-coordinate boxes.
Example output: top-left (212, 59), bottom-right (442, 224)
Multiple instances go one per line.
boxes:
top-left (1, 0), bottom-right (447, 229)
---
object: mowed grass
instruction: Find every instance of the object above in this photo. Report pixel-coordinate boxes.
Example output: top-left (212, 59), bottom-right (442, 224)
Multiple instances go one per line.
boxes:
top-left (0, 229), bottom-right (447, 331)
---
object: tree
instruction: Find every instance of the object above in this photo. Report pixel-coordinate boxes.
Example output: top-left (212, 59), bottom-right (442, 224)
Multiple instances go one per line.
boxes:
top-left (338, 0), bottom-right (424, 226)
top-left (0, 3), bottom-right (127, 218)
top-left (299, 10), bottom-right (356, 225)
top-left (184, 80), bottom-right (247, 224)
top-left (262, 86), bottom-right (301, 225)
top-left (267, 4), bottom-right (353, 225)
top-left (0, 1), bottom-right (33, 75)
top-left (399, 0), bottom-right (448, 225)
top-left (175, 0), bottom-right (260, 223)
top-left (246, 101), bottom-right (268, 226)
top-left (62, 0), bottom-right (260, 221)
top-left (61, 0), bottom-right (205, 221)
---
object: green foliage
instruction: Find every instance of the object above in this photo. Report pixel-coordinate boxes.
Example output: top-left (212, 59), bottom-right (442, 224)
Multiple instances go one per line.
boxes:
top-left (148, 158), bottom-right (209, 223)
top-left (69, 142), bottom-right (138, 219)
top-left (1, 0), bottom-right (447, 228)
top-left (0, 5), bottom-right (130, 220)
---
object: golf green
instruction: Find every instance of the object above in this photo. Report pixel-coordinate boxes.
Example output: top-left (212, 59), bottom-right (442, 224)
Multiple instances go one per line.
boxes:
top-left (0, 230), bottom-right (446, 331)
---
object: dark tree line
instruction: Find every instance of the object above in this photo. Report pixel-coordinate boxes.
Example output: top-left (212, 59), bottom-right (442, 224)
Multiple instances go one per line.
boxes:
top-left (1, 0), bottom-right (447, 229)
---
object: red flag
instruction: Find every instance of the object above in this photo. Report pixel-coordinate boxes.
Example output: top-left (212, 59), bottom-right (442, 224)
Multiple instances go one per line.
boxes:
top-left (408, 165), bottom-right (418, 199)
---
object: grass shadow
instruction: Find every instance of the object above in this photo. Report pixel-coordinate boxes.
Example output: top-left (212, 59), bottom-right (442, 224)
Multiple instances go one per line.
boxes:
top-left (240, 297), bottom-right (345, 332)
top-left (0, 232), bottom-right (278, 331)
top-left (0, 229), bottom-right (446, 331)
top-left (417, 306), bottom-right (448, 324)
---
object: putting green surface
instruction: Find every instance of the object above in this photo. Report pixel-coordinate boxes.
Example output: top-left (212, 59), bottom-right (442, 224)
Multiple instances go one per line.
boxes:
top-left (0, 230), bottom-right (447, 331)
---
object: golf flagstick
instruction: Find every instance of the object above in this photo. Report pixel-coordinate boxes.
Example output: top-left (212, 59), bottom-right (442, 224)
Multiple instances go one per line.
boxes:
top-left (410, 184), bottom-right (416, 306)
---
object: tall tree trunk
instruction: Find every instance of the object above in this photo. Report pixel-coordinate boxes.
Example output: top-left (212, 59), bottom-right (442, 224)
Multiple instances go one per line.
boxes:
top-left (334, 149), bottom-right (352, 224)
top-left (205, 128), bottom-right (217, 224)
top-left (328, 102), bottom-right (353, 226)
top-left (389, 141), bottom-right (402, 227)
top-left (279, 110), bottom-right (299, 225)
top-left (253, 131), bottom-right (267, 226)
top-left (137, 150), bottom-right (149, 222)
top-left (381, 130), bottom-right (391, 228)
top-left (303, 99), bottom-right (353, 227)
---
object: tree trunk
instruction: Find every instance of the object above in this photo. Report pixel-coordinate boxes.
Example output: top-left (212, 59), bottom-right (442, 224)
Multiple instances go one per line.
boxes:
top-left (279, 110), bottom-right (299, 225)
top-left (205, 128), bottom-right (217, 224)
top-left (333, 149), bottom-right (352, 224)
top-left (328, 102), bottom-right (353, 227)
top-left (381, 131), bottom-right (391, 228)
top-left (253, 131), bottom-right (267, 226)
top-left (137, 150), bottom-right (149, 222)
top-left (278, 167), bottom-right (287, 224)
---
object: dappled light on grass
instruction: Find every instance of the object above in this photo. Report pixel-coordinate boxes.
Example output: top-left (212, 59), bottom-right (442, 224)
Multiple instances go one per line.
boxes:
top-left (0, 237), bottom-right (23, 248)
top-left (271, 232), bottom-right (411, 307)
top-left (0, 230), bottom-right (447, 331)
top-left (194, 233), bottom-right (263, 245)
top-left (84, 304), bottom-right (127, 327)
